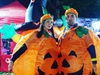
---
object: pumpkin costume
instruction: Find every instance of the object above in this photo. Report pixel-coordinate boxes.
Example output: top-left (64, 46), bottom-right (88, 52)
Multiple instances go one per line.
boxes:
top-left (11, 26), bottom-right (100, 75)
top-left (10, 7), bottom-right (100, 75)
top-left (64, 7), bottom-right (100, 74)
top-left (12, 31), bottom-right (58, 75)
top-left (59, 26), bottom-right (97, 75)
top-left (8, 14), bottom-right (60, 75)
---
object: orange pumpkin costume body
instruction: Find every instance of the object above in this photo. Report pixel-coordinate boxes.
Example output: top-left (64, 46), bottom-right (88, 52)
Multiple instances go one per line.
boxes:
top-left (11, 25), bottom-right (100, 75)
top-left (60, 27), bottom-right (100, 74)
top-left (12, 31), bottom-right (58, 75)
top-left (60, 28), bottom-right (93, 75)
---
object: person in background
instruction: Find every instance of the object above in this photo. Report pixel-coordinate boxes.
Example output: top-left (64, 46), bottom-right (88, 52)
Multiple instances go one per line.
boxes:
top-left (15, 0), bottom-right (48, 32)
top-left (58, 8), bottom-right (100, 75)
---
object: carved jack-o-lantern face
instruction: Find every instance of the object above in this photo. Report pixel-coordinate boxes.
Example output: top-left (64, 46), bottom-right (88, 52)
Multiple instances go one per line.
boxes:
top-left (37, 49), bottom-right (84, 75)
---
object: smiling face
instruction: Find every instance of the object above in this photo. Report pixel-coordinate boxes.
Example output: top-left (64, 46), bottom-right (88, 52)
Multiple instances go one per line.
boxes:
top-left (43, 19), bottom-right (53, 30)
top-left (66, 13), bottom-right (77, 26)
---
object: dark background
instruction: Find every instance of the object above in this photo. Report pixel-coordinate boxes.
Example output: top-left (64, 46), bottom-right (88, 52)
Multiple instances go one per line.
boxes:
top-left (0, 0), bottom-right (100, 18)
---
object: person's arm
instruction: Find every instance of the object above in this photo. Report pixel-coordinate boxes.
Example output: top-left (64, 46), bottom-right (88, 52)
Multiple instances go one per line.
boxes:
top-left (11, 31), bottom-right (34, 62)
top-left (11, 43), bottom-right (27, 62)
top-left (82, 32), bottom-right (97, 64)
top-left (88, 29), bottom-right (100, 74)
top-left (82, 29), bottom-right (97, 73)
top-left (8, 43), bottom-right (27, 72)
top-left (8, 32), bottom-right (32, 71)
top-left (87, 45), bottom-right (97, 64)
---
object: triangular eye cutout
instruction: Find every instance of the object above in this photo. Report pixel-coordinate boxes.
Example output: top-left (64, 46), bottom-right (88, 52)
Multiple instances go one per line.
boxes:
top-left (62, 59), bottom-right (70, 67)
top-left (51, 60), bottom-right (58, 69)
top-left (44, 52), bottom-right (52, 60)
top-left (69, 50), bottom-right (77, 57)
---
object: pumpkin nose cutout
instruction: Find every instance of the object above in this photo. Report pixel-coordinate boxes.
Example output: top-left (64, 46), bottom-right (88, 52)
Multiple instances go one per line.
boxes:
top-left (58, 52), bottom-right (62, 58)
top-left (51, 60), bottom-right (58, 69)
top-left (62, 59), bottom-right (70, 67)
top-left (69, 50), bottom-right (77, 57)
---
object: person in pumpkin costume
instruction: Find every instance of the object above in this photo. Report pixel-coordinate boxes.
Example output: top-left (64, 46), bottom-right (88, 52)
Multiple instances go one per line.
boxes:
top-left (59, 8), bottom-right (100, 75)
top-left (0, 14), bottom-right (60, 75)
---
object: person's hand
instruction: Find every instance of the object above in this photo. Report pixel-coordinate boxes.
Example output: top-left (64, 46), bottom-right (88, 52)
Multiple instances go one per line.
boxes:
top-left (31, 0), bottom-right (35, 2)
top-left (8, 60), bottom-right (14, 72)
top-left (92, 64), bottom-right (97, 74)
top-left (0, 23), bottom-right (16, 39)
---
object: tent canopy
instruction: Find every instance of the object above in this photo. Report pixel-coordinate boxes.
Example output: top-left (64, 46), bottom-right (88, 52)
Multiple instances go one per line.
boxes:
top-left (0, 1), bottom-right (26, 26)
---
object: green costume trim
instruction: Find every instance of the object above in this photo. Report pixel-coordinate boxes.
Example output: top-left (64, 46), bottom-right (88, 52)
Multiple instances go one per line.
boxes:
top-left (63, 5), bottom-right (70, 10)
top-left (43, 30), bottom-right (50, 38)
top-left (42, 7), bottom-right (48, 15)
top-left (92, 58), bottom-right (97, 61)
top-left (76, 26), bottom-right (88, 38)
